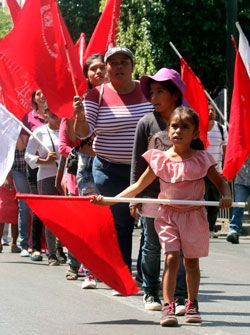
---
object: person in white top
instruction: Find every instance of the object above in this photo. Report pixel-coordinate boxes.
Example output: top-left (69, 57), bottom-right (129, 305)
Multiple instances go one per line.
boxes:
top-left (25, 110), bottom-right (62, 266)
top-left (205, 103), bottom-right (228, 236)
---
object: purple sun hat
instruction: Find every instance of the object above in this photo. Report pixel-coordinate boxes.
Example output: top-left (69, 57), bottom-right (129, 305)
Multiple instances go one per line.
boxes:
top-left (140, 68), bottom-right (185, 101)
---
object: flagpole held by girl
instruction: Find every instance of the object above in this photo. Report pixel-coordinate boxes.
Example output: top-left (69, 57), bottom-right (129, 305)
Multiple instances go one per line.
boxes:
top-left (91, 106), bottom-right (232, 327)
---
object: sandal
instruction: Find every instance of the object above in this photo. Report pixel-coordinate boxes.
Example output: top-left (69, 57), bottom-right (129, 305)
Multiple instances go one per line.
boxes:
top-left (65, 268), bottom-right (78, 280)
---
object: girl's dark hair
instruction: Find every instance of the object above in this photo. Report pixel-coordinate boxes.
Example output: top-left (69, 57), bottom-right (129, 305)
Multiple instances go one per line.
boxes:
top-left (149, 79), bottom-right (183, 107)
top-left (83, 53), bottom-right (105, 89)
top-left (31, 90), bottom-right (38, 109)
top-left (169, 106), bottom-right (205, 150)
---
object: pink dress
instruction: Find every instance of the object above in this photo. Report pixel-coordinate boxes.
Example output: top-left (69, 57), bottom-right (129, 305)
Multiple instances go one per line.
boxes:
top-left (143, 149), bottom-right (216, 258)
top-left (0, 178), bottom-right (18, 224)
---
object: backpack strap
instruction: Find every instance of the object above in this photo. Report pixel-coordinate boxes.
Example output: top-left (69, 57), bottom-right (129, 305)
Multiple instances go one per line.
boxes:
top-left (217, 122), bottom-right (224, 141)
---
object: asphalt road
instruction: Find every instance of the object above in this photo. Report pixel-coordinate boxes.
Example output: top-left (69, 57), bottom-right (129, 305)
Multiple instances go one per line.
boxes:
top-left (0, 230), bottom-right (250, 335)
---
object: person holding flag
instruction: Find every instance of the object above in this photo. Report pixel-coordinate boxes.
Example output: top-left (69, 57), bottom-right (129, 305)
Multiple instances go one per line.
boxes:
top-left (227, 155), bottom-right (250, 244)
top-left (74, 46), bottom-right (153, 278)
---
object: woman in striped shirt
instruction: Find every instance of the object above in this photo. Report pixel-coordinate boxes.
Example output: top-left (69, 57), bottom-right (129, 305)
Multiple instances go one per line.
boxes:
top-left (74, 47), bottom-right (153, 272)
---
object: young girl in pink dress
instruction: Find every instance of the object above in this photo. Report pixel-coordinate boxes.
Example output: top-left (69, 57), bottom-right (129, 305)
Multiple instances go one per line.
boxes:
top-left (92, 106), bottom-right (232, 327)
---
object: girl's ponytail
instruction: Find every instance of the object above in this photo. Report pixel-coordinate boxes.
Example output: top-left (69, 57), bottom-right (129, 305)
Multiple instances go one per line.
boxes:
top-left (190, 138), bottom-right (205, 150)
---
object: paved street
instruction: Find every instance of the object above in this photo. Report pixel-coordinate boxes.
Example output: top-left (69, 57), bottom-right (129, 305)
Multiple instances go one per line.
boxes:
top-left (1, 229), bottom-right (250, 335)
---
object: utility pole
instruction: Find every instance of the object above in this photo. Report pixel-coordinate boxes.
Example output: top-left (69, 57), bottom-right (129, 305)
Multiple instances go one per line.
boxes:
top-left (225, 0), bottom-right (238, 115)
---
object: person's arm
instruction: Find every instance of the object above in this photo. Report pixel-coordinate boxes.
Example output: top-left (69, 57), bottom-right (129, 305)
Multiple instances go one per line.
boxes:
top-left (206, 165), bottom-right (232, 208)
top-left (73, 96), bottom-right (90, 138)
top-left (73, 88), bottom-right (101, 139)
top-left (130, 119), bottom-right (148, 218)
top-left (91, 166), bottom-right (157, 206)
top-left (25, 132), bottom-right (55, 168)
top-left (59, 118), bottom-right (77, 157)
top-left (16, 134), bottom-right (29, 151)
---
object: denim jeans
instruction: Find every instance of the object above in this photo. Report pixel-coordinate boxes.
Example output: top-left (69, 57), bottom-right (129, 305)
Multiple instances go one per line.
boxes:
top-left (26, 166), bottom-right (43, 252)
top-left (229, 183), bottom-right (250, 234)
top-left (38, 176), bottom-right (58, 256)
top-left (92, 156), bottom-right (134, 270)
top-left (141, 216), bottom-right (187, 298)
top-left (141, 217), bottom-right (161, 295)
top-left (12, 170), bottom-right (30, 250)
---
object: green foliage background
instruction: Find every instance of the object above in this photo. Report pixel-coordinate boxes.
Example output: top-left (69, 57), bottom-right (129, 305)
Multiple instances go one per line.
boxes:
top-left (1, 1), bottom-right (249, 97)
top-left (0, 8), bottom-right (13, 39)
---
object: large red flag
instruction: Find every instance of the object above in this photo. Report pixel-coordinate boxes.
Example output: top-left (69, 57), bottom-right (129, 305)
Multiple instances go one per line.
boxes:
top-left (222, 49), bottom-right (250, 181)
top-left (84, 0), bottom-right (122, 62)
top-left (0, 0), bottom-right (86, 119)
top-left (181, 57), bottom-right (209, 146)
top-left (75, 33), bottom-right (86, 70)
top-left (16, 194), bottom-right (138, 296)
top-left (6, 0), bottom-right (21, 24)
top-left (0, 52), bottom-right (38, 120)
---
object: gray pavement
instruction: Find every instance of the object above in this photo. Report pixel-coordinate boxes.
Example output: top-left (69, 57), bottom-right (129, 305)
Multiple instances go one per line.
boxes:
top-left (0, 229), bottom-right (250, 335)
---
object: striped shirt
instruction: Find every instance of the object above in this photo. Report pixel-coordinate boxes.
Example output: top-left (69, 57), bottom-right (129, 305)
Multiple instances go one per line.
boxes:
top-left (83, 82), bottom-right (153, 164)
top-left (207, 121), bottom-right (227, 172)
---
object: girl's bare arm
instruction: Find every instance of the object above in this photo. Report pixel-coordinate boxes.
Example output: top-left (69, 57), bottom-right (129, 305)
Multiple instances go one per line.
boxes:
top-left (91, 166), bottom-right (157, 206)
top-left (206, 166), bottom-right (232, 208)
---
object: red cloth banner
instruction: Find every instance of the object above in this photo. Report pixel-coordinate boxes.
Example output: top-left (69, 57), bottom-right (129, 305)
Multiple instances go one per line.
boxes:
top-left (75, 33), bottom-right (86, 69)
top-left (84, 0), bottom-right (122, 62)
top-left (222, 49), bottom-right (250, 181)
top-left (181, 57), bottom-right (209, 147)
top-left (16, 194), bottom-right (138, 296)
top-left (0, 0), bottom-right (86, 119)
top-left (0, 53), bottom-right (37, 120)
top-left (6, 0), bottom-right (21, 24)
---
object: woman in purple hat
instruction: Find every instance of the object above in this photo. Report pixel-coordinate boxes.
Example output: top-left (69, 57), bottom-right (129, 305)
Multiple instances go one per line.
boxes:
top-left (130, 68), bottom-right (187, 312)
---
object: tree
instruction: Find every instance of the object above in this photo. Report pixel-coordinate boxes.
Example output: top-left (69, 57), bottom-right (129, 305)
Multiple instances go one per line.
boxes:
top-left (0, 8), bottom-right (13, 39)
top-left (58, 0), bottom-right (101, 42)
top-left (117, 0), bottom-right (250, 97)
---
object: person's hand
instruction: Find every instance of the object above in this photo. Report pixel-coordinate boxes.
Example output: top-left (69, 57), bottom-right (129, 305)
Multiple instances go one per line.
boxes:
top-left (90, 195), bottom-right (109, 206)
top-left (3, 177), bottom-right (12, 190)
top-left (219, 196), bottom-right (232, 209)
top-left (73, 96), bottom-right (85, 120)
top-left (130, 204), bottom-right (142, 220)
top-left (45, 152), bottom-right (57, 163)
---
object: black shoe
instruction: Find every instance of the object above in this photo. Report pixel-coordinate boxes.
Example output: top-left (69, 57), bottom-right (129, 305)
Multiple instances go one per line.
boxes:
top-left (226, 233), bottom-right (239, 244)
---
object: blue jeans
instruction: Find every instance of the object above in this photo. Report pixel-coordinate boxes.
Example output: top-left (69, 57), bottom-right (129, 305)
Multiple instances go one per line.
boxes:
top-left (141, 217), bottom-right (161, 294)
top-left (92, 156), bottom-right (134, 270)
top-left (141, 217), bottom-right (187, 298)
top-left (38, 176), bottom-right (58, 256)
top-left (12, 170), bottom-right (30, 250)
top-left (229, 183), bottom-right (250, 234)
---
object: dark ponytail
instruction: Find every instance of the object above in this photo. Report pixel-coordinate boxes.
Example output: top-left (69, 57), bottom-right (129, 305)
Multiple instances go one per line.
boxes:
top-left (190, 138), bottom-right (205, 150)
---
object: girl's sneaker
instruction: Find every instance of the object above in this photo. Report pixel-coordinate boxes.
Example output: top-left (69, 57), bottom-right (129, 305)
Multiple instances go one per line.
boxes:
top-left (81, 275), bottom-right (97, 289)
top-left (184, 299), bottom-right (202, 323)
top-left (160, 302), bottom-right (178, 327)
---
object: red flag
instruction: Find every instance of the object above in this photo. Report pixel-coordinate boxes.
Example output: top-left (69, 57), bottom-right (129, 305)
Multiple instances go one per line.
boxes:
top-left (0, 53), bottom-right (37, 120)
top-left (222, 49), bottom-right (250, 181)
top-left (16, 194), bottom-right (138, 296)
top-left (75, 33), bottom-right (86, 69)
top-left (6, 0), bottom-right (21, 24)
top-left (181, 57), bottom-right (209, 146)
top-left (0, 0), bottom-right (86, 119)
top-left (84, 0), bottom-right (122, 62)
